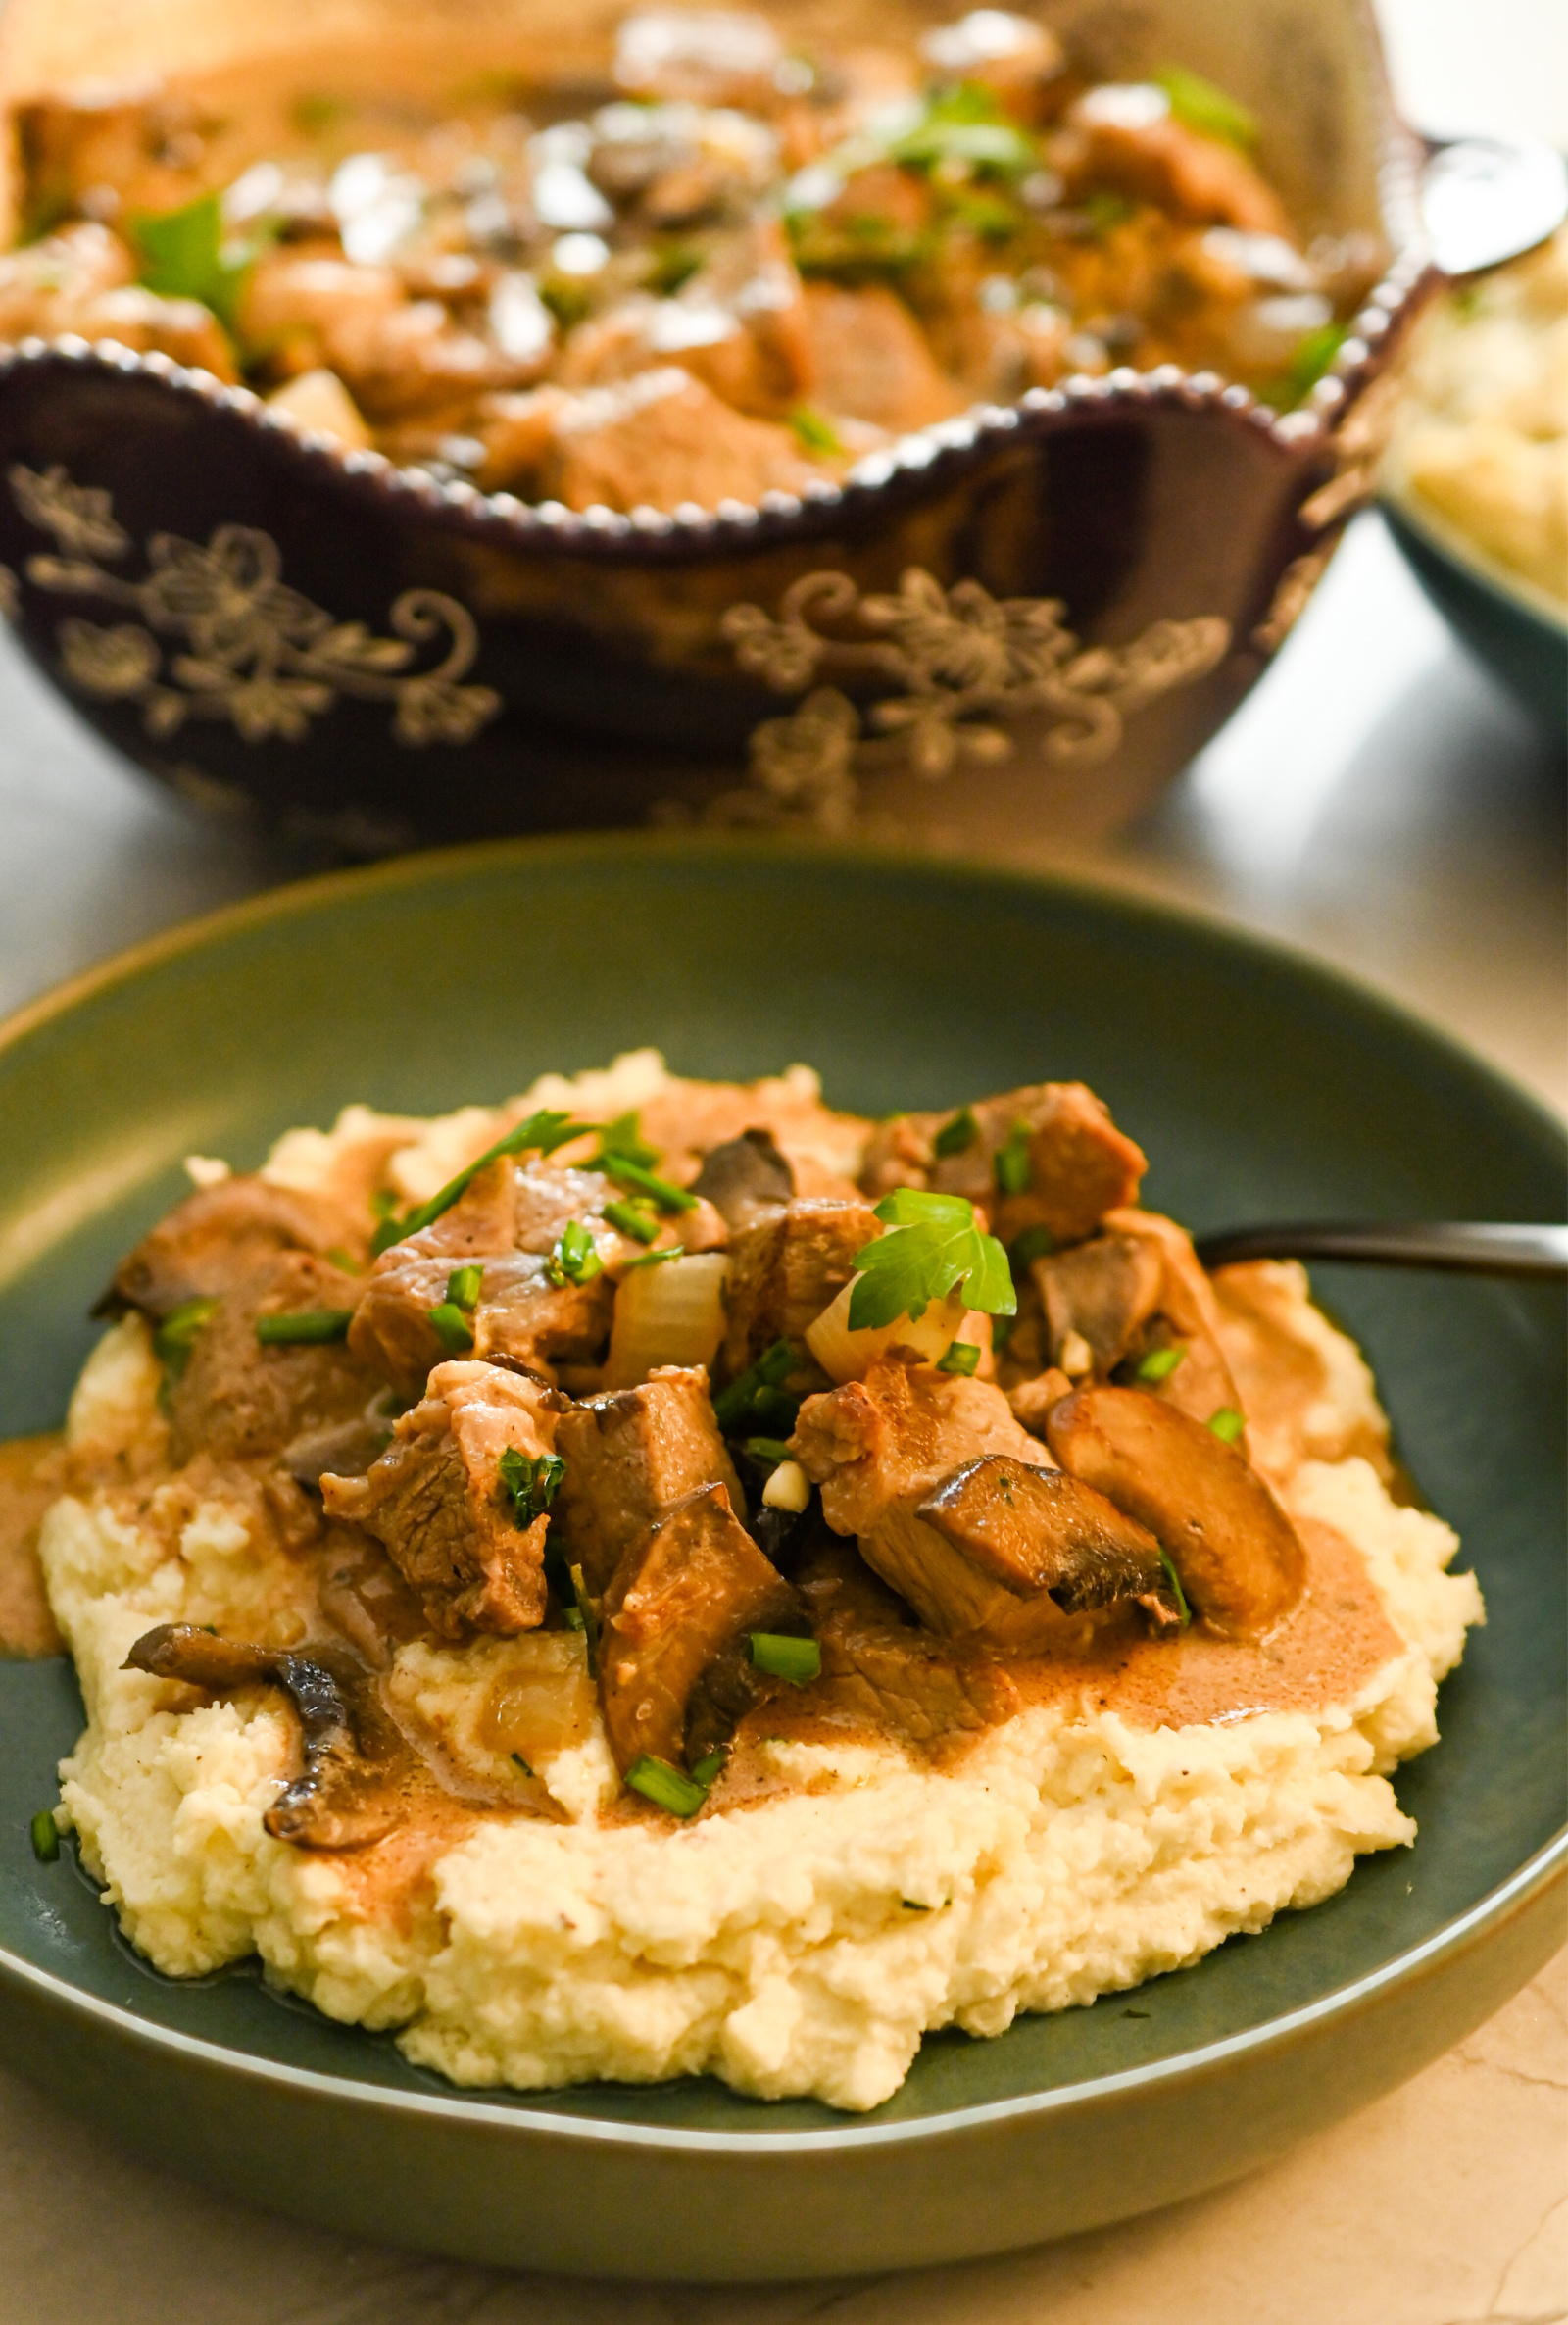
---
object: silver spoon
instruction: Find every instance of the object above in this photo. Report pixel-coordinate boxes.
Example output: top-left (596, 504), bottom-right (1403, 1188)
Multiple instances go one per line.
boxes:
top-left (1420, 137), bottom-right (1568, 275)
top-left (1193, 1222), bottom-right (1568, 1280)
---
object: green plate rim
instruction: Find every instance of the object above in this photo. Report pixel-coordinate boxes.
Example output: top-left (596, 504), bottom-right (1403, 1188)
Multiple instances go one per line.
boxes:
top-left (1, 829), bottom-right (1562, 2153)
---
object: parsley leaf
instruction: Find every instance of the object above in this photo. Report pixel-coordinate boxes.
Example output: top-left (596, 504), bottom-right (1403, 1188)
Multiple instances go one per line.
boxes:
top-left (848, 1191), bottom-right (1016, 1331)
top-left (129, 191), bottom-right (261, 332)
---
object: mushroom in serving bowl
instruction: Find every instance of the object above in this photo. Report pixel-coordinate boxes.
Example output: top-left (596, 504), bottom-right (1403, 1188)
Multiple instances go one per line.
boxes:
top-left (0, 0), bottom-right (1428, 848)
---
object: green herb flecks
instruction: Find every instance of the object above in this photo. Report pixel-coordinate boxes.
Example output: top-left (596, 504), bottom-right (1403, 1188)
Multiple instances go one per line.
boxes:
top-left (29, 1809), bottom-right (59, 1863)
top-left (712, 1336), bottom-right (801, 1435)
top-left (1158, 1547), bottom-right (1193, 1625)
top-left (568, 1560), bottom-right (599, 1677)
top-left (1135, 1344), bottom-right (1186, 1385)
top-left (562, 1606), bottom-right (586, 1633)
top-left (620, 1244), bottom-right (685, 1270)
top-left (932, 1105), bottom-right (979, 1159)
top-left (688, 1745), bottom-right (728, 1789)
top-left (743, 1436), bottom-right (794, 1467)
top-left (889, 84), bottom-right (1038, 179)
top-left (992, 1122), bottom-right (1033, 1197)
top-left (548, 1218), bottom-right (604, 1288)
top-left (600, 1154), bottom-right (697, 1212)
top-left (1207, 1406), bottom-right (1246, 1447)
top-left (372, 1110), bottom-right (590, 1254)
top-left (787, 404), bottom-right (844, 456)
top-left (446, 1263), bottom-right (484, 1311)
top-left (154, 1294), bottom-right (221, 1375)
top-left (647, 241), bottom-right (703, 297)
top-left (750, 1632), bottom-right (821, 1685)
top-left (1152, 66), bottom-right (1258, 152)
top-left (426, 1301), bottom-right (475, 1356)
top-left (1008, 1223), bottom-right (1055, 1269)
top-left (1282, 321), bottom-right (1348, 408)
top-left (498, 1446), bottom-right (565, 1529)
top-left (326, 1246), bottom-right (366, 1275)
top-left (511, 1750), bottom-right (535, 1777)
top-left (595, 1112), bottom-right (661, 1170)
top-left (937, 1340), bottom-right (981, 1377)
top-left (626, 1753), bottom-right (708, 1816)
top-left (291, 92), bottom-right (347, 134)
top-left (604, 1197), bottom-right (660, 1244)
top-left (848, 1189), bottom-right (1016, 1332)
top-left (1079, 189), bottom-right (1138, 236)
top-left (129, 190), bottom-right (257, 332)
top-left (539, 275), bottom-right (594, 331)
top-left (255, 1308), bottom-right (354, 1346)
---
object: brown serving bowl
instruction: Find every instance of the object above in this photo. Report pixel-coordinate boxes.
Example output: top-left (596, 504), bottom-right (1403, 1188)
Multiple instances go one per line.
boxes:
top-left (0, 0), bottom-right (1429, 851)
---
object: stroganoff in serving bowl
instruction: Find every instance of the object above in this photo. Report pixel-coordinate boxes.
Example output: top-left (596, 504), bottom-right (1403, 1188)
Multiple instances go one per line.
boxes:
top-left (0, 0), bottom-right (1427, 844)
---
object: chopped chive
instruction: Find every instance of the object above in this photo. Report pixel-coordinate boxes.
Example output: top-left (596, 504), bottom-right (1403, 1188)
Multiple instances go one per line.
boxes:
top-left (326, 1246), bottom-right (366, 1275)
top-left (1009, 1223), bottom-right (1055, 1269)
top-left (604, 1197), bottom-right (660, 1244)
top-left (447, 1263), bottom-right (484, 1311)
top-left (744, 1436), bottom-right (794, 1466)
top-left (626, 1754), bottom-right (707, 1817)
top-left (937, 1340), bottom-right (981, 1377)
top-left (372, 1110), bottom-right (591, 1252)
top-left (750, 1632), bottom-right (821, 1685)
top-left (370, 1188), bottom-right (400, 1220)
top-left (511, 1751), bottom-right (535, 1777)
top-left (688, 1746), bottom-right (728, 1788)
top-left (991, 1310), bottom-right (1016, 1353)
top-left (29, 1809), bottom-right (59, 1862)
top-left (1283, 320), bottom-right (1348, 407)
top-left (901, 1898), bottom-right (932, 1912)
top-left (595, 1111), bottom-right (661, 1169)
top-left (620, 1244), bottom-right (685, 1270)
top-left (1208, 1406), bottom-right (1246, 1446)
top-left (426, 1300), bottom-right (475, 1355)
top-left (787, 403), bottom-right (844, 456)
top-left (1158, 1548), bottom-right (1193, 1626)
top-left (154, 1294), bottom-right (221, 1373)
top-left (498, 1446), bottom-right (564, 1527)
top-left (562, 1606), bottom-right (586, 1633)
top-left (601, 1155), bottom-right (697, 1212)
top-left (255, 1308), bottom-right (354, 1346)
top-left (568, 1561), bottom-right (599, 1678)
top-left (712, 1337), bottom-right (798, 1432)
top-left (932, 1105), bottom-right (978, 1159)
top-left (1152, 65), bottom-right (1258, 151)
top-left (1135, 1345), bottom-right (1186, 1384)
top-left (547, 1217), bottom-right (604, 1288)
top-left (993, 1122), bottom-right (1033, 1197)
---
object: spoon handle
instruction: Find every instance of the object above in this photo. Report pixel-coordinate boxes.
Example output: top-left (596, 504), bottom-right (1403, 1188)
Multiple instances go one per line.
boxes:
top-left (1194, 1222), bottom-right (1568, 1280)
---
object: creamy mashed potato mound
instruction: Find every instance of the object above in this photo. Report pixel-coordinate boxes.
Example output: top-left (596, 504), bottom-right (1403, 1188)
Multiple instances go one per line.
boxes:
top-left (39, 1056), bottom-right (1484, 2111)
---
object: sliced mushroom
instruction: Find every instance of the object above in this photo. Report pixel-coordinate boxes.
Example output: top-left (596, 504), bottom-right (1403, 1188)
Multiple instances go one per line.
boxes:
top-left (690, 1128), bottom-right (796, 1229)
top-left (917, 1455), bottom-right (1171, 1614)
top-left (597, 1480), bottom-right (805, 1777)
top-left (1033, 1232), bottom-right (1165, 1374)
top-left (1045, 1384), bottom-right (1305, 1636)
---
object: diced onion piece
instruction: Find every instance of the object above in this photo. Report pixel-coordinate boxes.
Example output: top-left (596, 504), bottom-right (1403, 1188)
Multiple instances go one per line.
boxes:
top-left (805, 1278), bottom-right (969, 1384)
top-left (266, 368), bottom-right (372, 450)
top-left (604, 1252), bottom-right (729, 1387)
top-left (761, 1459), bottom-right (810, 1512)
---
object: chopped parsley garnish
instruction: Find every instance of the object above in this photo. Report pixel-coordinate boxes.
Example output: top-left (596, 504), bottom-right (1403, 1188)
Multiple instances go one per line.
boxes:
top-left (848, 1190), bottom-right (1015, 1332)
top-left (446, 1264), bottom-right (484, 1311)
top-left (1152, 65), bottom-right (1258, 152)
top-left (153, 1294), bottom-right (220, 1374)
top-left (1135, 1345), bottom-right (1186, 1384)
top-left (498, 1446), bottom-right (564, 1528)
top-left (647, 241), bottom-right (703, 296)
top-left (129, 189), bottom-right (258, 331)
top-left (1283, 322), bottom-right (1348, 408)
top-left (255, 1308), bottom-right (354, 1346)
top-left (932, 1106), bottom-right (979, 1158)
top-left (1207, 1406), bottom-right (1246, 1447)
top-left (992, 1123), bottom-right (1033, 1196)
top-left (937, 1340), bottom-right (981, 1377)
top-left (372, 1110), bottom-right (590, 1254)
top-left (547, 1218), bottom-right (604, 1287)
top-left (787, 404), bottom-right (844, 456)
top-left (626, 1754), bottom-right (707, 1816)
top-left (568, 1560), bottom-right (599, 1677)
top-left (750, 1632), bottom-right (821, 1685)
top-left (600, 1155), bottom-right (697, 1212)
top-left (604, 1197), bottom-right (660, 1244)
top-left (713, 1337), bottom-right (801, 1434)
top-left (595, 1112), bottom-right (661, 1170)
top-left (1158, 1548), bottom-right (1193, 1625)
top-left (29, 1809), bottom-right (59, 1863)
top-left (1008, 1223), bottom-right (1055, 1269)
top-left (744, 1436), bottom-right (794, 1467)
top-left (888, 85), bottom-right (1038, 179)
top-left (426, 1301), bottom-right (475, 1355)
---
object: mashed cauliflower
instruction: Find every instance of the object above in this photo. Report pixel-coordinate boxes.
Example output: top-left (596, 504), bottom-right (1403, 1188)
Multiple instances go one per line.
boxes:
top-left (38, 1057), bottom-right (1484, 2111)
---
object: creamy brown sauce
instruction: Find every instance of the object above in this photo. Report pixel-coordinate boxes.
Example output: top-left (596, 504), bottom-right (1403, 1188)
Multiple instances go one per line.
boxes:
top-left (0, 1432), bottom-right (64, 1657)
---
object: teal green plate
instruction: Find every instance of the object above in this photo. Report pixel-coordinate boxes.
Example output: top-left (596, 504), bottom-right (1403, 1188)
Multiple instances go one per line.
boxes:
top-left (1383, 499), bottom-right (1568, 741)
top-left (0, 836), bottom-right (1562, 2279)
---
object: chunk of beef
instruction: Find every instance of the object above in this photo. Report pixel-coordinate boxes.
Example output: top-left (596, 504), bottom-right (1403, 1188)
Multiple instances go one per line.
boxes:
top-left (1101, 1208), bottom-right (1245, 1433)
top-left (598, 1480), bottom-right (803, 1776)
top-left (106, 1174), bottom-right (361, 1321)
top-left (859, 1082), bottom-right (1147, 1246)
top-left (1059, 93), bottom-right (1291, 235)
top-left (719, 1196), bottom-right (881, 1377)
top-left (796, 1533), bottom-right (1023, 1745)
top-left (1047, 1384), bottom-right (1305, 1637)
top-left (800, 282), bottom-right (968, 433)
top-left (690, 1129), bottom-right (795, 1230)
top-left (1033, 1229), bottom-right (1165, 1374)
top-left (241, 251), bottom-right (532, 420)
top-left (351, 1249), bottom-right (614, 1396)
top-left (554, 1364), bottom-right (743, 1595)
top-left (0, 220), bottom-right (236, 375)
top-left (320, 1360), bottom-right (565, 1638)
top-left (166, 1252), bottom-right (381, 1466)
top-left (486, 366), bottom-right (821, 513)
top-left (315, 1529), bottom-right (434, 1668)
top-left (791, 1356), bottom-right (1041, 1540)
